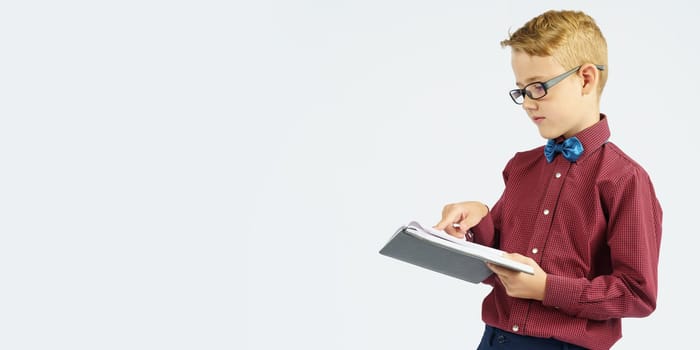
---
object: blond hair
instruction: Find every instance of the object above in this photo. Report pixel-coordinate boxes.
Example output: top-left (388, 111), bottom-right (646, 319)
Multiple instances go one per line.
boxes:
top-left (501, 10), bottom-right (608, 96)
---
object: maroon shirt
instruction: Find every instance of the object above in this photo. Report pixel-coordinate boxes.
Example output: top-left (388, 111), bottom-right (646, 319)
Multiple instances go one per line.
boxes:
top-left (471, 115), bottom-right (662, 350)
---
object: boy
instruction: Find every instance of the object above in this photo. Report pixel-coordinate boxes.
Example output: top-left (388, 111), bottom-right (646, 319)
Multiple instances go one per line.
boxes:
top-left (434, 10), bottom-right (662, 350)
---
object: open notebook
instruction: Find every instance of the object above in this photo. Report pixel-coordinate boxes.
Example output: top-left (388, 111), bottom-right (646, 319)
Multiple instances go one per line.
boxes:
top-left (379, 221), bottom-right (534, 283)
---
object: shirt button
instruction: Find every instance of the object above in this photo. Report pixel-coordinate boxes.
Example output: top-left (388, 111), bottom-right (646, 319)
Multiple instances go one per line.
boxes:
top-left (543, 209), bottom-right (550, 215)
top-left (532, 247), bottom-right (538, 254)
top-left (512, 324), bottom-right (519, 332)
top-left (555, 172), bottom-right (562, 178)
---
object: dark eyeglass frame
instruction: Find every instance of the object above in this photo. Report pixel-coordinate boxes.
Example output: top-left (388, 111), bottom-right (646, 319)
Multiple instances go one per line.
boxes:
top-left (509, 64), bottom-right (606, 105)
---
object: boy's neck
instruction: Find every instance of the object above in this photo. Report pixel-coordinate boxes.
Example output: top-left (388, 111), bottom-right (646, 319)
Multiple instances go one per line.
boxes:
top-left (563, 109), bottom-right (601, 139)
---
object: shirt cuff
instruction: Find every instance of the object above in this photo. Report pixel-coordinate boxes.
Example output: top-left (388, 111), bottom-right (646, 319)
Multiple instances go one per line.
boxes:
top-left (543, 274), bottom-right (584, 312)
top-left (470, 211), bottom-right (496, 246)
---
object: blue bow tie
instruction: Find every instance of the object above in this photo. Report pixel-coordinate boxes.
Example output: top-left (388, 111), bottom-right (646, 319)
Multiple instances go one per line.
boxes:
top-left (544, 137), bottom-right (584, 163)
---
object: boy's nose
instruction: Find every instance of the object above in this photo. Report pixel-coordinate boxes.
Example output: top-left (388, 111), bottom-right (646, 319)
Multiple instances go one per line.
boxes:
top-left (522, 96), bottom-right (537, 110)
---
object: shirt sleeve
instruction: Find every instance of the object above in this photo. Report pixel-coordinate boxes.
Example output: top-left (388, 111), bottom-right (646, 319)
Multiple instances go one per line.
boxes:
top-left (470, 155), bottom-right (516, 286)
top-left (470, 154), bottom-right (516, 248)
top-left (542, 166), bottom-right (663, 320)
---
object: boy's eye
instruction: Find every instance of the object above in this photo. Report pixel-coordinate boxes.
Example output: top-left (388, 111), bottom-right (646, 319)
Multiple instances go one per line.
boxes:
top-left (527, 84), bottom-right (546, 97)
top-left (530, 84), bottom-right (544, 92)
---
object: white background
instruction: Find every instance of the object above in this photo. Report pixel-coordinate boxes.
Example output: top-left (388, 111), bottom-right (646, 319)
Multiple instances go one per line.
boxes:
top-left (1, 1), bottom-right (697, 349)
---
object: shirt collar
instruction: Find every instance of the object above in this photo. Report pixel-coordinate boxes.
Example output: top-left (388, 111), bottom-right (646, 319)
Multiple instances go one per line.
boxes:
top-left (555, 114), bottom-right (611, 163)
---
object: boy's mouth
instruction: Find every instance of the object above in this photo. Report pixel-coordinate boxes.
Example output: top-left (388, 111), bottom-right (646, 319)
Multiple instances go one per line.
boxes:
top-left (532, 116), bottom-right (545, 124)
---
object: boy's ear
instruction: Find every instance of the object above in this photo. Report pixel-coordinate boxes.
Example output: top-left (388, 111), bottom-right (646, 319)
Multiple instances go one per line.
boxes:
top-left (579, 64), bottom-right (599, 96)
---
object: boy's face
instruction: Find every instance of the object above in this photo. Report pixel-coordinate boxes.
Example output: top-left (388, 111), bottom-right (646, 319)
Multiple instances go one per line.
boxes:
top-left (510, 50), bottom-right (597, 139)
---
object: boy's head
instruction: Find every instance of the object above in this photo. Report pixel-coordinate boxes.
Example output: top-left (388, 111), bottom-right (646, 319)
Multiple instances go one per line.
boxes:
top-left (501, 10), bottom-right (608, 139)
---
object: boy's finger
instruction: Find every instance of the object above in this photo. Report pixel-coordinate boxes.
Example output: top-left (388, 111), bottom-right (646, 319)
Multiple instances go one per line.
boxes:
top-left (486, 262), bottom-right (500, 273)
top-left (445, 226), bottom-right (465, 239)
top-left (434, 214), bottom-right (460, 230)
top-left (458, 216), bottom-right (478, 232)
top-left (487, 262), bottom-right (509, 275)
top-left (433, 219), bottom-right (450, 230)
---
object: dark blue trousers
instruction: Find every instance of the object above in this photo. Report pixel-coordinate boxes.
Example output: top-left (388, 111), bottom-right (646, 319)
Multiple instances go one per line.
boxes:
top-left (477, 325), bottom-right (588, 350)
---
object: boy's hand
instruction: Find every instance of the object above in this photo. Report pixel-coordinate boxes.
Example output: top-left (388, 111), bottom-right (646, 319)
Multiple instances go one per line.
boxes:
top-left (487, 253), bottom-right (547, 301)
top-left (433, 201), bottom-right (489, 238)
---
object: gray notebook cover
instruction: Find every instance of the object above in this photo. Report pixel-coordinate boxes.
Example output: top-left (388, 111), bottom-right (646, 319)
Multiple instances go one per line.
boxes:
top-left (379, 224), bottom-right (493, 283)
top-left (379, 222), bottom-right (534, 283)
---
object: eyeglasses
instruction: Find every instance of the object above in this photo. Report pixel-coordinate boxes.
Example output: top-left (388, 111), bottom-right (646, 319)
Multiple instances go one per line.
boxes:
top-left (508, 64), bottom-right (605, 105)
